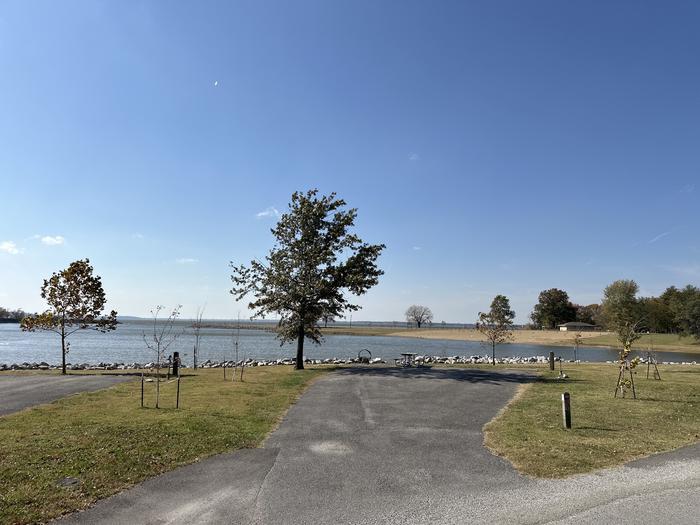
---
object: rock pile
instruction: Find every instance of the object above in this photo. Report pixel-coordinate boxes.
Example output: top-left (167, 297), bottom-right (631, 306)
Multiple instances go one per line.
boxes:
top-left (1, 355), bottom-right (696, 371)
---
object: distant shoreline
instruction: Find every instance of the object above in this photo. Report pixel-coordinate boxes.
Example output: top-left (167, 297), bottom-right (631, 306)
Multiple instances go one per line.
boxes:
top-left (321, 326), bottom-right (700, 354)
top-left (70, 319), bottom-right (700, 355)
top-left (183, 323), bottom-right (700, 354)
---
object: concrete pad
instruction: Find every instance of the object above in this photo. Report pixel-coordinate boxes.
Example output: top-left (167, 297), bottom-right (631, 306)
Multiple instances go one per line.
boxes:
top-left (54, 367), bottom-right (700, 524)
top-left (0, 374), bottom-right (134, 416)
top-left (59, 448), bottom-right (280, 525)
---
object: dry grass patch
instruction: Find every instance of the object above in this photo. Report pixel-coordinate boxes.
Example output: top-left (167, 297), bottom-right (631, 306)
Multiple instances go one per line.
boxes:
top-left (388, 328), bottom-right (605, 346)
top-left (583, 332), bottom-right (700, 353)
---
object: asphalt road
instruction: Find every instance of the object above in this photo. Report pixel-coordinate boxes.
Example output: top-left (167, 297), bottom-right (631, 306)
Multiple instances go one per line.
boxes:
top-left (0, 374), bottom-right (133, 416)
top-left (58, 367), bottom-right (700, 524)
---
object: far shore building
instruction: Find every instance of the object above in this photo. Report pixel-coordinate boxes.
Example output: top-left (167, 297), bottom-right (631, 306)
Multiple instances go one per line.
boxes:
top-left (557, 321), bottom-right (600, 332)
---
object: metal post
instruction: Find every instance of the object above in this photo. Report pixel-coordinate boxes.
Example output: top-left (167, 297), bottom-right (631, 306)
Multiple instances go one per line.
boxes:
top-left (629, 365), bottom-right (636, 399)
top-left (646, 353), bottom-right (651, 379)
top-left (223, 361), bottom-right (227, 380)
top-left (141, 372), bottom-right (144, 408)
top-left (176, 376), bottom-right (181, 409)
top-left (561, 392), bottom-right (572, 429)
top-left (614, 363), bottom-right (624, 397)
top-left (549, 351), bottom-right (555, 371)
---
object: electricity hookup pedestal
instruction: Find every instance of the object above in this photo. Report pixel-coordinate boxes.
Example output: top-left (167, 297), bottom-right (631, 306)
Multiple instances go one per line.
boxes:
top-left (561, 392), bottom-right (572, 429)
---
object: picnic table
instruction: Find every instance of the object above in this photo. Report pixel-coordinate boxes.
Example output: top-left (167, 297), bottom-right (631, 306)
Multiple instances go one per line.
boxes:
top-left (396, 352), bottom-right (417, 367)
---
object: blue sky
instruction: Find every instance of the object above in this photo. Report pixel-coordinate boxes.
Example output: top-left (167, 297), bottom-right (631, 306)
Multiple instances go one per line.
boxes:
top-left (1, 1), bottom-right (698, 322)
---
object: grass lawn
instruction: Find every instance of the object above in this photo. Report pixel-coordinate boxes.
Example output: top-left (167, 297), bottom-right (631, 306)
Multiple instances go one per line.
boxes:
top-left (484, 364), bottom-right (700, 478)
top-left (0, 367), bottom-right (325, 525)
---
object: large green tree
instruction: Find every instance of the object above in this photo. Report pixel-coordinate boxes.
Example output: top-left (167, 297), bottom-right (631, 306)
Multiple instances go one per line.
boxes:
top-left (575, 303), bottom-right (601, 325)
top-left (21, 259), bottom-right (118, 374)
top-left (230, 190), bottom-right (385, 369)
top-left (670, 285), bottom-right (700, 340)
top-left (639, 296), bottom-right (675, 333)
top-left (478, 295), bottom-right (515, 365)
top-left (600, 279), bottom-right (644, 352)
top-left (530, 288), bottom-right (577, 329)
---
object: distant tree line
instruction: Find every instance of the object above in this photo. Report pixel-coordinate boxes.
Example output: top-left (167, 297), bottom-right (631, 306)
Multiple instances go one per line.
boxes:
top-left (0, 306), bottom-right (28, 323)
top-left (529, 288), bottom-right (600, 329)
top-left (529, 283), bottom-right (700, 340)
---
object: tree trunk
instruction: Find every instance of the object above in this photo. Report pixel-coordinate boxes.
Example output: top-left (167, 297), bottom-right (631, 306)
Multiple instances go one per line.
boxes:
top-left (492, 341), bottom-right (496, 366)
top-left (61, 330), bottom-right (67, 375)
top-left (295, 324), bottom-right (305, 370)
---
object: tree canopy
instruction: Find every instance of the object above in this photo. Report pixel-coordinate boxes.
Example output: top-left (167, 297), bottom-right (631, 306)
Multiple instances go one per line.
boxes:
top-left (585, 283), bottom-right (699, 339)
top-left (230, 189), bottom-right (385, 369)
top-left (600, 280), bottom-right (642, 331)
top-left (530, 288), bottom-right (576, 329)
top-left (21, 259), bottom-right (118, 374)
top-left (599, 279), bottom-right (646, 355)
top-left (668, 285), bottom-right (700, 340)
top-left (575, 304), bottom-right (601, 325)
top-left (405, 305), bottom-right (433, 328)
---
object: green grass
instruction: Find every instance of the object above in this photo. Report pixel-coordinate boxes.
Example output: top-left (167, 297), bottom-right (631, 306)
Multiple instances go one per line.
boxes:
top-left (0, 367), bottom-right (325, 525)
top-left (484, 364), bottom-right (700, 478)
top-left (583, 333), bottom-right (700, 353)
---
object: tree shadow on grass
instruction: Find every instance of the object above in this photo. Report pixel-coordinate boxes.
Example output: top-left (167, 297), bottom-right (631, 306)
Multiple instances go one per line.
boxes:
top-left (67, 372), bottom-right (198, 379)
top-left (537, 376), bottom-right (587, 385)
top-left (575, 426), bottom-right (621, 432)
top-left (334, 365), bottom-right (535, 385)
top-left (634, 396), bottom-right (696, 403)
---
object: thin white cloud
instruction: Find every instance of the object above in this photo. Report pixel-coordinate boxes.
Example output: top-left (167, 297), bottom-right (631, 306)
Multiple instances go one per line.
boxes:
top-left (176, 258), bottom-right (199, 264)
top-left (256, 206), bottom-right (280, 219)
top-left (681, 183), bottom-right (695, 194)
top-left (0, 241), bottom-right (21, 255)
top-left (648, 231), bottom-right (671, 244)
top-left (408, 153), bottom-right (420, 161)
top-left (131, 233), bottom-right (144, 239)
top-left (214, 80), bottom-right (219, 87)
top-left (412, 246), bottom-right (422, 251)
top-left (663, 264), bottom-right (700, 277)
top-left (41, 235), bottom-right (65, 246)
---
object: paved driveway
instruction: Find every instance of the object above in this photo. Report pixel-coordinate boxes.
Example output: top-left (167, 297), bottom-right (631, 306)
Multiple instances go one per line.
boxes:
top-left (59, 367), bottom-right (700, 524)
top-left (0, 374), bottom-right (133, 416)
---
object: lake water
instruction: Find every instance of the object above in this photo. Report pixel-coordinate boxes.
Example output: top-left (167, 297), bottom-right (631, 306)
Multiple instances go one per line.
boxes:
top-left (0, 321), bottom-right (697, 365)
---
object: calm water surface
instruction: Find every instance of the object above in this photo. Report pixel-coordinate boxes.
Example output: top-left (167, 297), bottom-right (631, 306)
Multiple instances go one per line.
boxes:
top-left (0, 322), bottom-right (697, 365)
